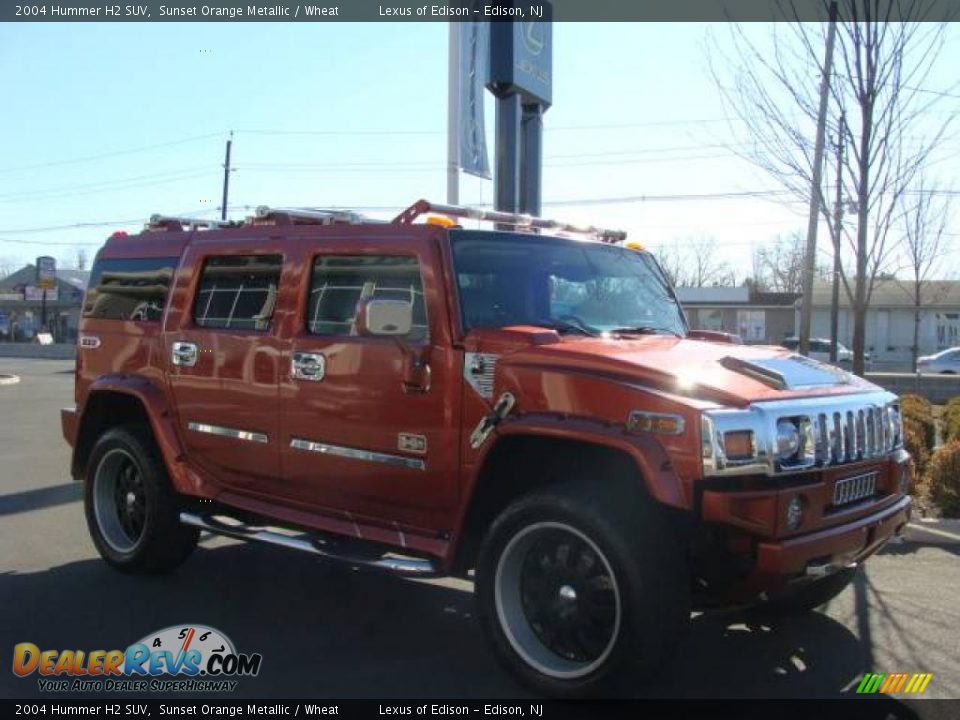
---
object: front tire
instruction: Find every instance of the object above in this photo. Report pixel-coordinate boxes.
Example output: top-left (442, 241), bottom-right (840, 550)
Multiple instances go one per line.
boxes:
top-left (476, 480), bottom-right (689, 697)
top-left (84, 425), bottom-right (198, 574)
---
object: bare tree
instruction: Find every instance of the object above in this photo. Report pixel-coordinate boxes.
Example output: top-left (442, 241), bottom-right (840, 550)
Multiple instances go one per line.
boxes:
top-left (751, 232), bottom-right (807, 293)
top-left (750, 232), bottom-right (833, 293)
top-left (75, 248), bottom-right (88, 271)
top-left (710, 1), bottom-right (955, 374)
top-left (899, 175), bottom-right (953, 369)
top-left (0, 257), bottom-right (16, 279)
top-left (654, 237), bottom-right (735, 287)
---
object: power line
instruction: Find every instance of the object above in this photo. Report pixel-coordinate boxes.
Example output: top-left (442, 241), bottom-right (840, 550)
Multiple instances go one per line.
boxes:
top-left (0, 166), bottom-right (214, 202)
top-left (0, 132), bottom-right (226, 175)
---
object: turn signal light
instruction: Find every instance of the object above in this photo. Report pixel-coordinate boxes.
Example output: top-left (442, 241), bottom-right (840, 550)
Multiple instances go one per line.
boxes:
top-left (723, 430), bottom-right (755, 460)
top-left (627, 411), bottom-right (684, 435)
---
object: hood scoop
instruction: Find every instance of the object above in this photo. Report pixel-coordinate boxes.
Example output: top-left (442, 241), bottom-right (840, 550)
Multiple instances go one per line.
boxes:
top-left (719, 354), bottom-right (852, 390)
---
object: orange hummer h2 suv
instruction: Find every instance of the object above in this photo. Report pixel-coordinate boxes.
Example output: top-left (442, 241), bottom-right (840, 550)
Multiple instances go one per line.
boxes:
top-left (62, 200), bottom-right (912, 696)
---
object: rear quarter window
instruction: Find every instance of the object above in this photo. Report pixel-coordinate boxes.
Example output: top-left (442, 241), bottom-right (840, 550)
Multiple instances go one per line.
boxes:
top-left (82, 257), bottom-right (179, 321)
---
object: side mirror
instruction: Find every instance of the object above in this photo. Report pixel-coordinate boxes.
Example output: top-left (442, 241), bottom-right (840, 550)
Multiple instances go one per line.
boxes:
top-left (358, 298), bottom-right (414, 337)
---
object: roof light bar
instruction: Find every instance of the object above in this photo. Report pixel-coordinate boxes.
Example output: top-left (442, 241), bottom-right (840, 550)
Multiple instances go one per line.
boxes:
top-left (392, 199), bottom-right (627, 243)
top-left (254, 206), bottom-right (372, 226)
top-left (145, 215), bottom-right (236, 231)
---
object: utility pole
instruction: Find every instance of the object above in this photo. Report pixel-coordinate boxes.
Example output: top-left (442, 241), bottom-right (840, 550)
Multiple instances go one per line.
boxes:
top-left (221, 131), bottom-right (233, 221)
top-left (798, 0), bottom-right (838, 357)
top-left (829, 112), bottom-right (845, 364)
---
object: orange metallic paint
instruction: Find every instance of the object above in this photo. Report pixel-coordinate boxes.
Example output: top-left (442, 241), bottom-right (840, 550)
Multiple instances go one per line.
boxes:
top-left (66, 221), bottom-right (912, 598)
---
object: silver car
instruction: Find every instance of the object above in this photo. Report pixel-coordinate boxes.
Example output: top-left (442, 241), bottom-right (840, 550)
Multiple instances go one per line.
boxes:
top-left (917, 347), bottom-right (960, 375)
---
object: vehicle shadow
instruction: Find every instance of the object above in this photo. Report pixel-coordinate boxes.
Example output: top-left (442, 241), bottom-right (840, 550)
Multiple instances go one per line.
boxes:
top-left (0, 540), bottom-right (891, 700)
top-left (0, 482), bottom-right (82, 517)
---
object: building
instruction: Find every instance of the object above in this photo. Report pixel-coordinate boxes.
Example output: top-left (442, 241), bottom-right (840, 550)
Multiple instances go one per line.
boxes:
top-left (676, 286), bottom-right (800, 345)
top-left (0, 264), bottom-right (89, 342)
top-left (807, 279), bottom-right (960, 369)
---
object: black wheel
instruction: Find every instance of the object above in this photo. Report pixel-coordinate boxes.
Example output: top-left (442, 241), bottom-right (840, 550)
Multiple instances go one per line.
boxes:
top-left (84, 425), bottom-right (198, 574)
top-left (476, 479), bottom-right (689, 697)
top-left (762, 566), bottom-right (859, 614)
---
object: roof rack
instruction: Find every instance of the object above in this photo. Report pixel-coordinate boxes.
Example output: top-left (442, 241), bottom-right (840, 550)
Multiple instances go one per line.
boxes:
top-left (392, 199), bottom-right (627, 243)
top-left (145, 215), bottom-right (238, 232)
top-left (253, 206), bottom-right (374, 226)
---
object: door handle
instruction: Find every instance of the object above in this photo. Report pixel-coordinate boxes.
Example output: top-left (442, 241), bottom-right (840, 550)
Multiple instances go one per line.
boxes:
top-left (171, 342), bottom-right (199, 367)
top-left (292, 352), bottom-right (326, 381)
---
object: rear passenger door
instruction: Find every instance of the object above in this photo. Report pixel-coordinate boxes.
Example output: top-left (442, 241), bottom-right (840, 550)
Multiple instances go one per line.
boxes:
top-left (164, 246), bottom-right (287, 494)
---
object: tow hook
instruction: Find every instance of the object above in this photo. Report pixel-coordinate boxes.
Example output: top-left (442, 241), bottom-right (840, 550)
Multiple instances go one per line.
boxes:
top-left (470, 392), bottom-right (516, 449)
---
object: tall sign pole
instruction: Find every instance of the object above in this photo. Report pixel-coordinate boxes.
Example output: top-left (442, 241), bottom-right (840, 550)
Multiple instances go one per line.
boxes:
top-left (798, 0), bottom-right (838, 357)
top-left (488, 4), bottom-right (552, 219)
top-left (447, 23), bottom-right (460, 205)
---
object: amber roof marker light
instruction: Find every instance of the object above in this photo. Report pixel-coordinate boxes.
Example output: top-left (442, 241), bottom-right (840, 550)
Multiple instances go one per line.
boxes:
top-left (392, 199), bottom-right (627, 244)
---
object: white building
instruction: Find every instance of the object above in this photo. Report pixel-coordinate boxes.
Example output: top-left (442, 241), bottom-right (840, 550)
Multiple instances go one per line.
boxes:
top-left (806, 280), bottom-right (960, 369)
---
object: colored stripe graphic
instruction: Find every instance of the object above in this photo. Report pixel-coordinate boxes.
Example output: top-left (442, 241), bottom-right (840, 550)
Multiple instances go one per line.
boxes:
top-left (856, 672), bottom-right (932, 694)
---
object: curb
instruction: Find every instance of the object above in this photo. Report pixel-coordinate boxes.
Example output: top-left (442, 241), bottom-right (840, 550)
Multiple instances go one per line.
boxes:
top-left (0, 374), bottom-right (21, 386)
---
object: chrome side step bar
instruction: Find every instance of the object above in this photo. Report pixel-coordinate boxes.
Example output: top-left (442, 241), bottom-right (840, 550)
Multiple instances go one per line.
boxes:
top-left (179, 512), bottom-right (438, 576)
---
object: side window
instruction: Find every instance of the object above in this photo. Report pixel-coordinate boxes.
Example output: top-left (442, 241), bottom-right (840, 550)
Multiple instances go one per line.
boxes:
top-left (82, 257), bottom-right (178, 321)
top-left (307, 255), bottom-right (429, 341)
top-left (193, 255), bottom-right (282, 331)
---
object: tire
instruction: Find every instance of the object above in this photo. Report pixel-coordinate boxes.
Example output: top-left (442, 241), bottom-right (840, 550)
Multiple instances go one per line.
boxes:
top-left (84, 425), bottom-right (198, 574)
top-left (762, 566), bottom-right (859, 614)
top-left (475, 479), bottom-right (689, 697)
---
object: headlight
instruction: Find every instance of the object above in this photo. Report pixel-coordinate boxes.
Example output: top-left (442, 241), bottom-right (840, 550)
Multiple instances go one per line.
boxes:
top-left (776, 420), bottom-right (801, 460)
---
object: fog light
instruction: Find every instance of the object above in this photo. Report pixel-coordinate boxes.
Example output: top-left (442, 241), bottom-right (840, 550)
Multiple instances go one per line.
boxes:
top-left (786, 495), bottom-right (805, 530)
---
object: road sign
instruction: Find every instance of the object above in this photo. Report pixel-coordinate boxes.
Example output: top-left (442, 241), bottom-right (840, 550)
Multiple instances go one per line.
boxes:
top-left (36, 256), bottom-right (57, 291)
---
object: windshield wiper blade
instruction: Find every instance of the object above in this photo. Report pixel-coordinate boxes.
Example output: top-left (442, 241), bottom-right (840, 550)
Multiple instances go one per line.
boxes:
top-left (609, 325), bottom-right (681, 337)
top-left (535, 319), bottom-right (601, 337)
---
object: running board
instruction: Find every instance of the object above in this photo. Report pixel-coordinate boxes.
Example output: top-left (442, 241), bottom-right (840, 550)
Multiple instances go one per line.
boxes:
top-left (179, 511), bottom-right (438, 576)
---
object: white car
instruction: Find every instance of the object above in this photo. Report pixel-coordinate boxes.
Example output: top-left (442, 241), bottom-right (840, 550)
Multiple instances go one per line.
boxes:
top-left (780, 337), bottom-right (873, 367)
top-left (917, 347), bottom-right (960, 375)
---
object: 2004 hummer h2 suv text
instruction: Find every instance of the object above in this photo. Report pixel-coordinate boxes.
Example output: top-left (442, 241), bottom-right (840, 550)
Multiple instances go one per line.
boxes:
top-left (63, 200), bottom-right (912, 696)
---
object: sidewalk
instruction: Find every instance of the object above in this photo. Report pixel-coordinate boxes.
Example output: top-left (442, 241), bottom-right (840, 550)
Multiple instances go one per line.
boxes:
top-left (0, 343), bottom-right (75, 360)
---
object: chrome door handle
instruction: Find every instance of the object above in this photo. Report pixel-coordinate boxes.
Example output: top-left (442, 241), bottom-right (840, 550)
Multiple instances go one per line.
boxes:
top-left (292, 352), bottom-right (326, 381)
top-left (171, 342), bottom-right (198, 367)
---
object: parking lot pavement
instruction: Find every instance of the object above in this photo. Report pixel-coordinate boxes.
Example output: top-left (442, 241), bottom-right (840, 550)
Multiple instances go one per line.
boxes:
top-left (2, 358), bottom-right (959, 701)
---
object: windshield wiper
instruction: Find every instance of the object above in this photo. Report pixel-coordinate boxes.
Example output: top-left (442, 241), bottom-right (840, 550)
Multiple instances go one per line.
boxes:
top-left (608, 325), bottom-right (682, 338)
top-left (535, 318), bottom-right (601, 337)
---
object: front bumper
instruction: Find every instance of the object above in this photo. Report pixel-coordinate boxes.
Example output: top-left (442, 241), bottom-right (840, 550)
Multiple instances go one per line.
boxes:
top-left (755, 494), bottom-right (910, 577)
top-left (697, 451), bottom-right (913, 601)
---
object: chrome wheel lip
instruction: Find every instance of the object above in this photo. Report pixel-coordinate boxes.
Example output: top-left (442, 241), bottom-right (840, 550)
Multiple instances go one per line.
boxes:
top-left (93, 448), bottom-right (147, 554)
top-left (494, 521), bottom-right (622, 680)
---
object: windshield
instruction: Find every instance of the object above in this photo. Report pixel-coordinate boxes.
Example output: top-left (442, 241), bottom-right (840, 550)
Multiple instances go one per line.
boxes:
top-left (450, 231), bottom-right (686, 336)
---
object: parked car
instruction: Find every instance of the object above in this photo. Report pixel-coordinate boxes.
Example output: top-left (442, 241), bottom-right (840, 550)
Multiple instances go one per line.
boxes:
top-left (780, 336), bottom-right (871, 367)
top-left (62, 201), bottom-right (912, 696)
top-left (917, 347), bottom-right (960, 374)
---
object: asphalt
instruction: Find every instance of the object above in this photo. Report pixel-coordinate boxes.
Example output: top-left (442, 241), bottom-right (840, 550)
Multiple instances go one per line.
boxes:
top-left (1, 358), bottom-right (958, 702)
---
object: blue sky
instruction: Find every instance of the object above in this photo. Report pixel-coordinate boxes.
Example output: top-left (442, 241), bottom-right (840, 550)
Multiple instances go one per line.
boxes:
top-left (0, 21), bottom-right (957, 275)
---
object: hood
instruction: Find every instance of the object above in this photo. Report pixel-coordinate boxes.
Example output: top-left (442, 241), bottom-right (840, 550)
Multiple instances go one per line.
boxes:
top-left (466, 328), bottom-right (877, 408)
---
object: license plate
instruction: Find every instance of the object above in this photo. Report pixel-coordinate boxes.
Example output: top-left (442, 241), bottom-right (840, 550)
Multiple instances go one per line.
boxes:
top-left (833, 471), bottom-right (878, 506)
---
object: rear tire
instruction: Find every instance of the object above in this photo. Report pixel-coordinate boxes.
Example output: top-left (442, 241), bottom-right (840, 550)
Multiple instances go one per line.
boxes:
top-left (84, 425), bottom-right (198, 574)
top-left (475, 479), bottom-right (689, 697)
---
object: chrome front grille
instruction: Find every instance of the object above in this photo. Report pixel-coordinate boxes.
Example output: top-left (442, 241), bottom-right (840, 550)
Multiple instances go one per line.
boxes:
top-left (813, 404), bottom-right (893, 465)
top-left (833, 471), bottom-right (878, 507)
top-left (702, 390), bottom-right (903, 477)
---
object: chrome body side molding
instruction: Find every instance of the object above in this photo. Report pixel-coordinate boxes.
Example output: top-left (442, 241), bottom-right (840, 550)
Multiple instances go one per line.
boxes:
top-left (290, 437), bottom-right (426, 471)
top-left (187, 422), bottom-right (268, 444)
